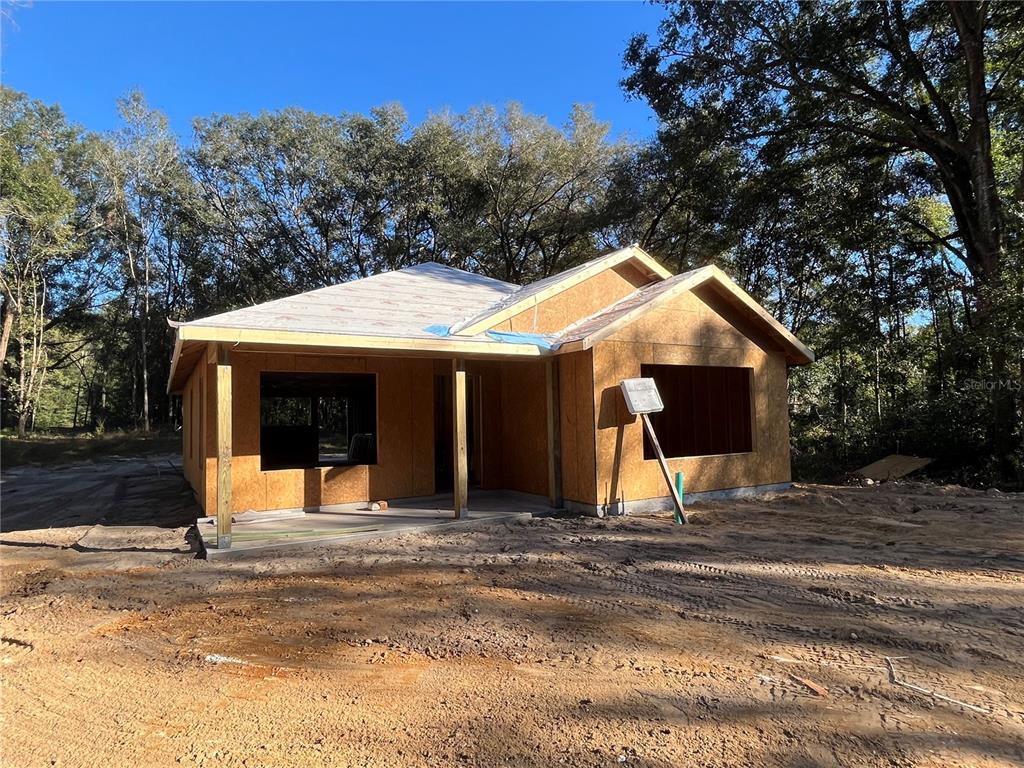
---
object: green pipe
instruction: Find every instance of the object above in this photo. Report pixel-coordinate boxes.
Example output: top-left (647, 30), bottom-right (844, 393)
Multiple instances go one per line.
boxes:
top-left (674, 471), bottom-right (685, 525)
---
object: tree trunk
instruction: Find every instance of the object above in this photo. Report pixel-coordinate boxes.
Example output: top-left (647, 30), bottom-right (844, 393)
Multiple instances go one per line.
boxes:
top-left (838, 348), bottom-right (847, 461)
top-left (141, 320), bottom-right (150, 432)
top-left (16, 326), bottom-right (27, 438)
top-left (945, 2), bottom-right (1015, 470)
top-left (0, 292), bottom-right (14, 368)
top-left (873, 347), bottom-right (882, 429)
top-left (925, 272), bottom-right (945, 394)
top-left (141, 244), bottom-right (151, 432)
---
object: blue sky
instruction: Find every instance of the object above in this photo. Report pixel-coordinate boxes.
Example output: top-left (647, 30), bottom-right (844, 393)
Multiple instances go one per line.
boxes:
top-left (1, 1), bottom-right (665, 143)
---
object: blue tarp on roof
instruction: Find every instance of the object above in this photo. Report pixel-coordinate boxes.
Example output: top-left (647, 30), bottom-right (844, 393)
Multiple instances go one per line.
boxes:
top-left (484, 330), bottom-right (555, 350)
top-left (423, 324), bottom-right (554, 350)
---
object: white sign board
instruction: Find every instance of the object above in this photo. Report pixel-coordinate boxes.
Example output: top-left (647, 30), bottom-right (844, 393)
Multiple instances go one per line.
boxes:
top-left (619, 378), bottom-right (664, 415)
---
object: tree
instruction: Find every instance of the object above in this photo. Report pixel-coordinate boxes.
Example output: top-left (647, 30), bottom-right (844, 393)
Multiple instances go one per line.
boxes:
top-left (599, 134), bottom-right (739, 274)
top-left (456, 103), bottom-right (624, 282)
top-left (189, 103), bottom-right (624, 292)
top-left (0, 88), bottom-right (100, 436)
top-left (625, 0), bottom-right (1024, 473)
top-left (96, 91), bottom-right (180, 431)
top-left (190, 106), bottom-right (416, 297)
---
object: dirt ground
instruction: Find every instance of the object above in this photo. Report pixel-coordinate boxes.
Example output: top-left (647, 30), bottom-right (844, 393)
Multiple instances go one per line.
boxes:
top-left (1, 458), bottom-right (1023, 767)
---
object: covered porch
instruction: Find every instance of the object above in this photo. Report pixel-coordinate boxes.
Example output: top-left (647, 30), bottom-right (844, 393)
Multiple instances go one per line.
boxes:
top-left (196, 490), bottom-right (550, 558)
top-left (173, 340), bottom-right (564, 554)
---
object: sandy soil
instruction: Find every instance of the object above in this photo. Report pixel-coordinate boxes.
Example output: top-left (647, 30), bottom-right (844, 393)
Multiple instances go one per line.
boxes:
top-left (1, 459), bottom-right (1022, 767)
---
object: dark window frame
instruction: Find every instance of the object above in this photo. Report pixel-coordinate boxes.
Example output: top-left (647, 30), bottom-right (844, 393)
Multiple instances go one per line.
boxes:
top-left (641, 364), bottom-right (754, 459)
top-left (259, 371), bottom-right (378, 471)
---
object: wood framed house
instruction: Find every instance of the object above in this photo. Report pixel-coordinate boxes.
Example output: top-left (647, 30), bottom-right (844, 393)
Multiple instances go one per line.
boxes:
top-left (168, 246), bottom-right (813, 549)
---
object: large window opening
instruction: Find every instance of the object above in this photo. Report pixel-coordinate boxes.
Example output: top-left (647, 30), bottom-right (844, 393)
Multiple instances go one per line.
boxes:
top-left (641, 364), bottom-right (753, 459)
top-left (260, 372), bottom-right (377, 471)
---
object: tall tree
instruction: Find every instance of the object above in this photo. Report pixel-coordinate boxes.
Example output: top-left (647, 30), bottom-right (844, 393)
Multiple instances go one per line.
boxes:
top-left (625, 0), bottom-right (1024, 471)
top-left (458, 103), bottom-right (624, 282)
top-left (0, 88), bottom-right (101, 435)
top-left (600, 132), bottom-right (739, 273)
top-left (97, 91), bottom-right (179, 431)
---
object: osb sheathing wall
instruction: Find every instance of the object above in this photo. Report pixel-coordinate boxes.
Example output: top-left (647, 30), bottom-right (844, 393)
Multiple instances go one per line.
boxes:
top-left (181, 357), bottom-right (207, 508)
top-left (193, 352), bottom-right (435, 515)
top-left (493, 263), bottom-right (653, 335)
top-left (468, 359), bottom-right (549, 497)
top-left (183, 351), bottom-right (553, 515)
top-left (591, 289), bottom-right (792, 507)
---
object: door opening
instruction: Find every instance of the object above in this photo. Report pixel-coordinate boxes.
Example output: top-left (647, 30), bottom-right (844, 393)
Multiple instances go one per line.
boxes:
top-left (434, 372), bottom-right (482, 492)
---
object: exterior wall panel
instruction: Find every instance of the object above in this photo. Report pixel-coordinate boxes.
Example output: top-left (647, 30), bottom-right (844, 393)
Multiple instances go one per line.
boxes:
top-left (191, 352), bottom-right (436, 514)
top-left (590, 289), bottom-right (792, 509)
top-left (557, 349), bottom-right (598, 505)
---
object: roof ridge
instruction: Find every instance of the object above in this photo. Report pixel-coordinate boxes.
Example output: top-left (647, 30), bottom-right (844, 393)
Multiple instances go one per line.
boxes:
top-left (403, 261), bottom-right (520, 289)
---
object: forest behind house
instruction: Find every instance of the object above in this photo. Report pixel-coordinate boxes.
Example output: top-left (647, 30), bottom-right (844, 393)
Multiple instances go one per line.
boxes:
top-left (2, 1), bottom-right (1022, 485)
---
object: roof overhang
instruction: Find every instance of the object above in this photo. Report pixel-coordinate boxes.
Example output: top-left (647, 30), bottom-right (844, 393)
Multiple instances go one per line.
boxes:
top-left (166, 324), bottom-right (547, 393)
top-left (166, 257), bottom-right (814, 393)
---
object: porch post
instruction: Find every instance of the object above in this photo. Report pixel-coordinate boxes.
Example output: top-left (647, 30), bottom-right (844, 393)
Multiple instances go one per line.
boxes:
top-left (452, 358), bottom-right (468, 519)
top-left (546, 358), bottom-right (562, 508)
top-left (215, 343), bottom-right (232, 548)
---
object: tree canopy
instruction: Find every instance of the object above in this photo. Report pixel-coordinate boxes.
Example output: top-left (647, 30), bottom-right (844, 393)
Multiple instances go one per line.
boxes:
top-left (625, 0), bottom-right (1023, 478)
top-left (1, 2), bottom-right (1021, 484)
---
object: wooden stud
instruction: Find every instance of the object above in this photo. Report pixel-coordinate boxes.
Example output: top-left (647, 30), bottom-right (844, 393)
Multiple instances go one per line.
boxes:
top-left (452, 358), bottom-right (469, 519)
top-left (215, 343), bottom-right (233, 548)
top-left (546, 358), bottom-right (563, 508)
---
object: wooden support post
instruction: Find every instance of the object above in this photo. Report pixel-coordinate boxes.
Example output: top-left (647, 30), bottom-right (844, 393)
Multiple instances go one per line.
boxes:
top-left (452, 358), bottom-right (468, 519)
top-left (545, 358), bottom-right (562, 508)
top-left (215, 344), bottom-right (233, 548)
top-left (640, 412), bottom-right (686, 524)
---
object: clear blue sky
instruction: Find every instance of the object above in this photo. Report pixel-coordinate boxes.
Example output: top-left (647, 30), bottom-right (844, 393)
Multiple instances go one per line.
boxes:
top-left (1, 1), bottom-right (665, 143)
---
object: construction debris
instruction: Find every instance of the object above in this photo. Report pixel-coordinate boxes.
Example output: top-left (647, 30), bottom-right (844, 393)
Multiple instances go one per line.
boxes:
top-left (204, 653), bottom-right (246, 666)
top-left (884, 657), bottom-right (989, 714)
top-left (789, 673), bottom-right (829, 697)
top-left (854, 454), bottom-right (932, 481)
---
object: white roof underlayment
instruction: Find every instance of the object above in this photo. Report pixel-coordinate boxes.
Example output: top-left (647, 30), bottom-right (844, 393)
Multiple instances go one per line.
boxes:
top-left (182, 262), bottom-right (519, 341)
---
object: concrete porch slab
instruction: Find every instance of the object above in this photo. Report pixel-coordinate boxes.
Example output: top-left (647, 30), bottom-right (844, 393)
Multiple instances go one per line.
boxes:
top-left (199, 491), bottom-right (551, 558)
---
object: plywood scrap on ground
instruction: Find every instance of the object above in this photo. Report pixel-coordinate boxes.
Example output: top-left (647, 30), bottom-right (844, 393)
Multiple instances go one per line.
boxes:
top-left (789, 673), bottom-right (829, 697)
top-left (855, 454), bottom-right (932, 481)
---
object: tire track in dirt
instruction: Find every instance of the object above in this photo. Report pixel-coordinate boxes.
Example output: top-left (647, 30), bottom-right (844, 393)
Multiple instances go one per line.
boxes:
top-left (521, 561), bottom-right (969, 657)
top-left (624, 550), bottom-right (1021, 656)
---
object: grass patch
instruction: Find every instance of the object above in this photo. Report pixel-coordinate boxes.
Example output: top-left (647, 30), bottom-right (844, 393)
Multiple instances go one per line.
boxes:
top-left (1, 431), bottom-right (181, 467)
